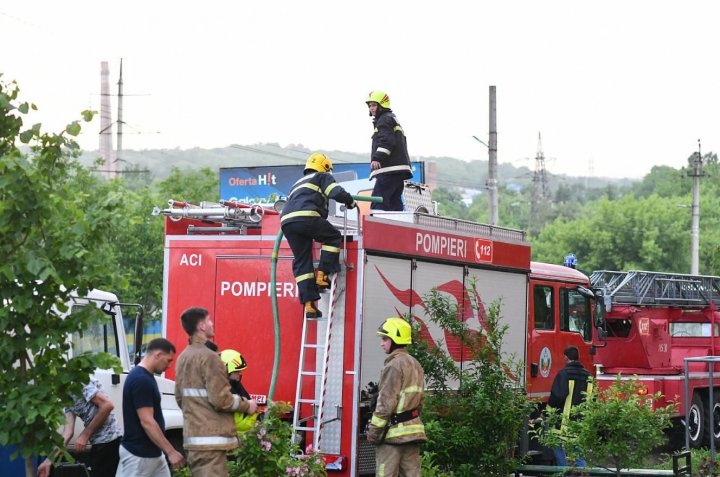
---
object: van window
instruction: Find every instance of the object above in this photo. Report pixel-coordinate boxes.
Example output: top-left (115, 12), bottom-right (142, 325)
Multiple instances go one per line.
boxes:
top-left (560, 289), bottom-right (591, 341)
top-left (533, 285), bottom-right (554, 330)
top-left (70, 305), bottom-right (119, 357)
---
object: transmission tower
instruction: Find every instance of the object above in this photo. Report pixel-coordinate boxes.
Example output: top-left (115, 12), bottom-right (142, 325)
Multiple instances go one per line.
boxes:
top-left (529, 132), bottom-right (550, 233)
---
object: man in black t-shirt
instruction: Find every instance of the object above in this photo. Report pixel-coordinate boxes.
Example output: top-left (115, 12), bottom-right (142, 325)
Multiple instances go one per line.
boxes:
top-left (116, 338), bottom-right (185, 477)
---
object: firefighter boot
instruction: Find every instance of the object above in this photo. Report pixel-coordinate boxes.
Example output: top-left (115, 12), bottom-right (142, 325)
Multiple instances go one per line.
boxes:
top-left (304, 301), bottom-right (322, 318)
top-left (316, 270), bottom-right (331, 292)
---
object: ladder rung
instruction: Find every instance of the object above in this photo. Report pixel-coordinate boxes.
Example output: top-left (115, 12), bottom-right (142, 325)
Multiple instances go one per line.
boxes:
top-left (303, 343), bottom-right (321, 349)
top-left (301, 371), bottom-right (320, 376)
top-left (297, 398), bottom-right (319, 404)
top-left (293, 426), bottom-right (317, 432)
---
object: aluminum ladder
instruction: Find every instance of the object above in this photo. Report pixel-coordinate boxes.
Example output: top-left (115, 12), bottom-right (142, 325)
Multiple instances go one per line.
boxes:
top-left (291, 267), bottom-right (347, 454)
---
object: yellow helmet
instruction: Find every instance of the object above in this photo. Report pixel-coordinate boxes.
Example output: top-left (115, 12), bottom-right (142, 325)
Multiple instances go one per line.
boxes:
top-left (366, 91), bottom-right (391, 109)
top-left (220, 349), bottom-right (248, 374)
top-left (377, 317), bottom-right (412, 345)
top-left (305, 152), bottom-right (333, 174)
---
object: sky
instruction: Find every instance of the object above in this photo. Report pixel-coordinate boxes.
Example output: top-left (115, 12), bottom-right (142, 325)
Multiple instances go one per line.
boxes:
top-left (2, 1), bottom-right (719, 179)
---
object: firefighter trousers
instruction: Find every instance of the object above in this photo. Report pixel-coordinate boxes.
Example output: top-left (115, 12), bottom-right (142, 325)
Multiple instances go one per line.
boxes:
top-left (282, 218), bottom-right (342, 303)
top-left (375, 442), bottom-right (421, 477)
top-left (371, 174), bottom-right (405, 211)
top-left (186, 449), bottom-right (229, 477)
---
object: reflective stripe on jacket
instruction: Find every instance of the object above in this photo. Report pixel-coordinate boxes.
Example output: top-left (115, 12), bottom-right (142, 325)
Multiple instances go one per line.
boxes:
top-left (280, 172), bottom-right (354, 226)
top-left (368, 348), bottom-right (427, 445)
top-left (369, 109), bottom-right (413, 181)
top-left (175, 336), bottom-right (249, 451)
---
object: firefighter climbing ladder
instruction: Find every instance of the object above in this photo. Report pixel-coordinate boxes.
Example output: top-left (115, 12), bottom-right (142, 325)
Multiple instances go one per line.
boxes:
top-left (590, 270), bottom-right (720, 308)
top-left (292, 268), bottom-right (347, 454)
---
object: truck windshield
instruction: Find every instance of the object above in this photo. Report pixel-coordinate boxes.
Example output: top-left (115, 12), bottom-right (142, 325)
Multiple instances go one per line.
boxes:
top-left (70, 305), bottom-right (119, 357)
top-left (560, 288), bottom-right (591, 341)
top-left (670, 322), bottom-right (720, 337)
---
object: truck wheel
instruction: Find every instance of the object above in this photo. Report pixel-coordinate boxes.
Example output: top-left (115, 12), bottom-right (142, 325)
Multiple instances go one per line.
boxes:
top-left (712, 390), bottom-right (720, 447)
top-left (688, 393), bottom-right (705, 448)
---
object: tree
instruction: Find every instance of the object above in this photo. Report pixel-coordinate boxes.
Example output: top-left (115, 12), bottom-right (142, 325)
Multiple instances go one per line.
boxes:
top-left (411, 285), bottom-right (535, 477)
top-left (0, 77), bottom-right (120, 476)
top-left (532, 194), bottom-right (691, 273)
top-left (535, 376), bottom-right (673, 476)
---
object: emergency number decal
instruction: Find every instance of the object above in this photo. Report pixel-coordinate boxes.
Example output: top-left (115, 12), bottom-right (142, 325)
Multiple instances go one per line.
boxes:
top-left (474, 238), bottom-right (493, 263)
top-left (539, 347), bottom-right (552, 378)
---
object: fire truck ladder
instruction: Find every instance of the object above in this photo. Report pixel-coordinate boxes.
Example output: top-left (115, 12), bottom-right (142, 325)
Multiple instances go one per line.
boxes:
top-left (590, 270), bottom-right (720, 308)
top-left (292, 267), bottom-right (347, 454)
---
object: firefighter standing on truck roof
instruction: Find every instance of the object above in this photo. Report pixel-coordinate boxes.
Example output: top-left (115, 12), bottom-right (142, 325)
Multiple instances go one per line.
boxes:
top-left (367, 317), bottom-right (426, 477)
top-left (366, 91), bottom-right (413, 211)
top-left (280, 152), bottom-right (356, 318)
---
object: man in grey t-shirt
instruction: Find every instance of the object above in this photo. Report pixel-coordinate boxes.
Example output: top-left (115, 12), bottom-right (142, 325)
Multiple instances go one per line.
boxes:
top-left (38, 379), bottom-right (122, 477)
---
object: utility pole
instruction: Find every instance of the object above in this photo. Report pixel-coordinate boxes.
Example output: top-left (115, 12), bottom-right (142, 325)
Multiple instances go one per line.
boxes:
top-left (690, 139), bottom-right (703, 275)
top-left (116, 58), bottom-right (124, 166)
top-left (487, 86), bottom-right (498, 226)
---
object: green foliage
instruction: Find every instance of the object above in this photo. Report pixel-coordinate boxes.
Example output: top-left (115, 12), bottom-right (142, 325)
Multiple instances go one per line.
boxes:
top-left (172, 403), bottom-right (326, 477)
top-left (534, 376), bottom-right (673, 476)
top-left (532, 194), bottom-right (691, 272)
top-left (0, 76), bottom-right (121, 469)
top-left (410, 285), bottom-right (536, 477)
top-left (233, 402), bottom-right (327, 476)
top-left (156, 166), bottom-right (219, 203)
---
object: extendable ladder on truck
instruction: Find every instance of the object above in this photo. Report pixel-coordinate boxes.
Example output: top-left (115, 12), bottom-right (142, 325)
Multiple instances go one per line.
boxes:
top-left (590, 270), bottom-right (720, 309)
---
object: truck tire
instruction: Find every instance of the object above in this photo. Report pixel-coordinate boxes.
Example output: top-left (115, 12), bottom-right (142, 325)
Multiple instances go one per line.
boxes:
top-left (688, 393), bottom-right (705, 448)
top-left (712, 390), bottom-right (720, 447)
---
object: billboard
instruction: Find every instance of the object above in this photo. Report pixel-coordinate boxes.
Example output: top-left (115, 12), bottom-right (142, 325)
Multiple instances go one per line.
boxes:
top-left (219, 162), bottom-right (425, 204)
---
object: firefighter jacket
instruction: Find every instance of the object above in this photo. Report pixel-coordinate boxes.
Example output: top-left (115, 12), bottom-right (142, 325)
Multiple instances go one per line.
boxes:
top-left (368, 348), bottom-right (427, 445)
top-left (280, 172), bottom-right (354, 225)
top-left (548, 360), bottom-right (592, 430)
top-left (369, 108), bottom-right (413, 181)
top-left (548, 361), bottom-right (591, 410)
top-left (175, 336), bottom-right (250, 451)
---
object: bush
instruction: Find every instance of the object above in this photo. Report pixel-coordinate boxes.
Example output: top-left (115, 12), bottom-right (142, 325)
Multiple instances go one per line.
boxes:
top-left (173, 401), bottom-right (326, 477)
top-left (410, 284), bottom-right (536, 477)
top-left (534, 375), bottom-right (674, 476)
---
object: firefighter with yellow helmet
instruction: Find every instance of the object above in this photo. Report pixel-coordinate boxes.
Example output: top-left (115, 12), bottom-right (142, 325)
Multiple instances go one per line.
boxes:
top-left (367, 317), bottom-right (426, 476)
top-left (365, 91), bottom-right (413, 211)
top-left (280, 152), bottom-right (357, 318)
top-left (220, 349), bottom-right (261, 434)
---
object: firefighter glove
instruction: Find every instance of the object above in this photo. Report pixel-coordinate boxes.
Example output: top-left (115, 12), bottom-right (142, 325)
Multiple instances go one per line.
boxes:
top-left (347, 200), bottom-right (358, 209)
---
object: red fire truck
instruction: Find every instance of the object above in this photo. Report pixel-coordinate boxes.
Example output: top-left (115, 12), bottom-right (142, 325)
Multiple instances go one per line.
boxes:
top-left (591, 270), bottom-right (720, 448)
top-left (156, 197), bottom-right (601, 475)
